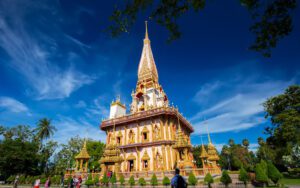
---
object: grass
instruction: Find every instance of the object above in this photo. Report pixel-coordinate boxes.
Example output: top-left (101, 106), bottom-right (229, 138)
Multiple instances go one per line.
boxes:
top-left (279, 177), bottom-right (300, 185)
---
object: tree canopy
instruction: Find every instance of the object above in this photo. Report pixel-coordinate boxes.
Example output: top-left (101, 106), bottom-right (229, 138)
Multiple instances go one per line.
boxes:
top-left (108, 0), bottom-right (297, 57)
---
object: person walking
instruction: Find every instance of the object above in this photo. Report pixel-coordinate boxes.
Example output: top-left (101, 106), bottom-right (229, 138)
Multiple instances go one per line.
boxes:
top-left (171, 168), bottom-right (187, 188)
top-left (45, 177), bottom-right (51, 188)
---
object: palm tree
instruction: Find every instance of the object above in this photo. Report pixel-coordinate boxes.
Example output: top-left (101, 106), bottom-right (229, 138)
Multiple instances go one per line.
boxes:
top-left (242, 139), bottom-right (250, 149)
top-left (228, 139), bottom-right (235, 147)
top-left (35, 118), bottom-right (56, 142)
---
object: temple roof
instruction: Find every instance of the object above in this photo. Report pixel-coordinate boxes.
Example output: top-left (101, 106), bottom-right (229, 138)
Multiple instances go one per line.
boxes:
top-left (75, 140), bottom-right (90, 159)
top-left (200, 144), bottom-right (208, 158)
top-left (137, 21), bottom-right (158, 83)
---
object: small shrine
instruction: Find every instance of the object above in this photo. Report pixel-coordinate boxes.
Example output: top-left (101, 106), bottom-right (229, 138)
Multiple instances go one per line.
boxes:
top-left (200, 133), bottom-right (221, 174)
top-left (75, 140), bottom-right (90, 173)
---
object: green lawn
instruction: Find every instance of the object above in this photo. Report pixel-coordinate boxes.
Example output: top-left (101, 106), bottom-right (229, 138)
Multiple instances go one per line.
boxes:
top-left (279, 177), bottom-right (300, 185)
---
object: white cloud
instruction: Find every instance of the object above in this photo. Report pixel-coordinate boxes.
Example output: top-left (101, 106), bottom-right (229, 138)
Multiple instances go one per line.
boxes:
top-left (191, 78), bottom-right (294, 135)
top-left (0, 97), bottom-right (28, 113)
top-left (52, 116), bottom-right (106, 144)
top-left (0, 1), bottom-right (95, 100)
top-left (74, 100), bottom-right (87, 108)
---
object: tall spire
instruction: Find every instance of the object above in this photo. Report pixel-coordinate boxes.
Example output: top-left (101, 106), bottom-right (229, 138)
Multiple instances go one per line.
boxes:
top-left (205, 120), bottom-right (212, 144)
top-left (138, 21), bottom-right (158, 83)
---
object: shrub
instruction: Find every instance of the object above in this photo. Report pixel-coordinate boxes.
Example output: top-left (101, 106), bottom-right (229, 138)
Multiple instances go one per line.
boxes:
top-left (7, 175), bottom-right (15, 184)
top-left (138, 177), bottom-right (146, 186)
top-left (94, 174), bottom-right (100, 186)
top-left (119, 174), bottom-right (125, 185)
top-left (267, 161), bottom-right (282, 184)
top-left (188, 172), bottom-right (197, 185)
top-left (128, 175), bottom-right (135, 186)
top-left (260, 160), bottom-right (268, 176)
top-left (150, 173), bottom-right (158, 186)
top-left (220, 170), bottom-right (232, 188)
top-left (110, 173), bottom-right (117, 185)
top-left (239, 167), bottom-right (249, 187)
top-left (101, 173), bottom-right (109, 185)
top-left (85, 179), bottom-right (94, 188)
top-left (255, 164), bottom-right (268, 185)
top-left (162, 176), bottom-right (170, 186)
top-left (204, 173), bottom-right (214, 188)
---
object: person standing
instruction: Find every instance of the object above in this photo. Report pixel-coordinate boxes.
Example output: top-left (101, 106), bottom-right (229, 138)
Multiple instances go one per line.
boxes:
top-left (33, 178), bottom-right (40, 188)
top-left (13, 175), bottom-right (19, 188)
top-left (171, 168), bottom-right (187, 188)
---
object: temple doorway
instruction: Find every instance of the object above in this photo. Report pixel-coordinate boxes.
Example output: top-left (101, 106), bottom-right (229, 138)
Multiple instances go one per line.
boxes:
top-left (129, 160), bottom-right (134, 171)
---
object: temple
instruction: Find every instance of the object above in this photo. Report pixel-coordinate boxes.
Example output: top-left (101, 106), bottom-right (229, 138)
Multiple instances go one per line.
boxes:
top-left (99, 22), bottom-right (221, 178)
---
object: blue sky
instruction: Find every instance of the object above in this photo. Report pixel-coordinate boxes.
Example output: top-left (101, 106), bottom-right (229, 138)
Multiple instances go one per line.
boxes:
top-left (0, 0), bottom-right (299, 151)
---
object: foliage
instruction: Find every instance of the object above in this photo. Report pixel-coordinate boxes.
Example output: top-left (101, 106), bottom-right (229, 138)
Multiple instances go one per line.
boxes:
top-left (162, 176), bottom-right (170, 186)
top-left (138, 177), bottom-right (146, 186)
top-left (204, 173), bottom-right (214, 188)
top-left (262, 85), bottom-right (300, 168)
top-left (267, 161), bottom-right (282, 184)
top-left (93, 174), bottom-right (100, 185)
top-left (119, 174), bottom-right (125, 185)
top-left (238, 167), bottom-right (249, 186)
top-left (34, 118), bottom-right (56, 142)
top-left (283, 144), bottom-right (300, 168)
top-left (110, 173), bottom-right (117, 184)
top-left (128, 175), bottom-right (135, 186)
top-left (220, 170), bottom-right (232, 187)
top-left (150, 173), bottom-right (158, 186)
top-left (192, 145), bottom-right (203, 167)
top-left (101, 173), bottom-right (109, 184)
top-left (108, 0), bottom-right (297, 57)
top-left (85, 174), bottom-right (94, 188)
top-left (53, 136), bottom-right (105, 174)
top-left (220, 139), bottom-right (256, 171)
top-left (255, 163), bottom-right (268, 184)
top-left (188, 172), bottom-right (197, 185)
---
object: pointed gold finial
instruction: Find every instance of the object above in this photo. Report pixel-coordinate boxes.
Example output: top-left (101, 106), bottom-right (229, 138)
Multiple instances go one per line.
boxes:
top-left (144, 21), bottom-right (150, 44)
top-left (145, 21), bottom-right (149, 39)
top-left (205, 121), bottom-right (212, 144)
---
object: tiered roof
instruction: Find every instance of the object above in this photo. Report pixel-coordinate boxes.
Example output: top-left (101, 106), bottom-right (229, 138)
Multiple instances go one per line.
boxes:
top-left (75, 140), bottom-right (90, 159)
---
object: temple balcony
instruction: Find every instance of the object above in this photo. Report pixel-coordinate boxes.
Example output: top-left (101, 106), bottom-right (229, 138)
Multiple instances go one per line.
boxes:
top-left (100, 106), bottom-right (194, 132)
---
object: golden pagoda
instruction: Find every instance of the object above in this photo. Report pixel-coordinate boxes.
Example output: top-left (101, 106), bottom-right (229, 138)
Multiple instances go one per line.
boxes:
top-left (75, 140), bottom-right (90, 173)
top-left (200, 130), bottom-right (221, 174)
top-left (99, 21), bottom-right (220, 178)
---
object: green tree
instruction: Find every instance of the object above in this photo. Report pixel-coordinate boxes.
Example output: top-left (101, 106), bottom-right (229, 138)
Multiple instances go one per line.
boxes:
top-left (229, 139), bottom-right (235, 147)
top-left (242, 139), bottom-right (250, 149)
top-left (110, 173), bottom-right (117, 185)
top-left (263, 85), bottom-right (300, 167)
top-left (220, 170), bottom-right (232, 188)
top-left (162, 176), bottom-right (170, 186)
top-left (150, 173), bottom-right (158, 186)
top-left (119, 174), bottom-right (125, 185)
top-left (204, 173), bottom-right (214, 188)
top-left (239, 167), bottom-right (249, 187)
top-left (128, 175), bottom-right (135, 186)
top-left (85, 174), bottom-right (94, 188)
top-left (138, 177), bottom-right (146, 186)
top-left (35, 118), bottom-right (56, 142)
top-left (282, 144), bottom-right (300, 168)
top-left (267, 161), bottom-right (282, 185)
top-left (94, 174), bottom-right (100, 186)
top-left (188, 172), bottom-right (197, 185)
top-left (192, 145), bottom-right (203, 167)
top-left (108, 0), bottom-right (297, 57)
top-left (101, 172), bottom-right (109, 185)
top-left (255, 164), bottom-right (268, 186)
